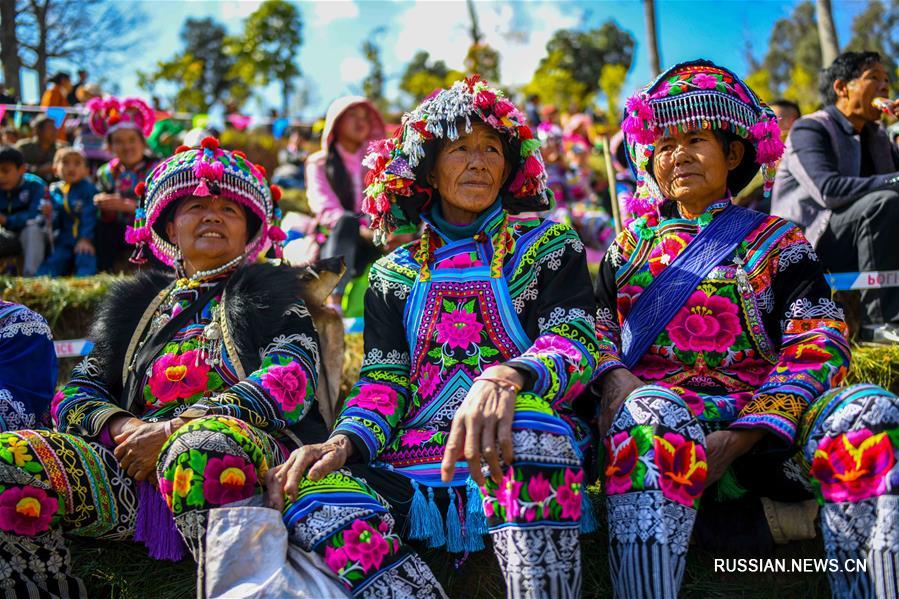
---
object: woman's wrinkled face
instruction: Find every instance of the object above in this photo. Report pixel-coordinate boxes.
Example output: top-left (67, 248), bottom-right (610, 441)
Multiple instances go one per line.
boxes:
top-left (652, 129), bottom-right (743, 204)
top-left (336, 105), bottom-right (372, 146)
top-left (428, 122), bottom-right (510, 219)
top-left (109, 128), bottom-right (147, 168)
top-left (166, 196), bottom-right (249, 273)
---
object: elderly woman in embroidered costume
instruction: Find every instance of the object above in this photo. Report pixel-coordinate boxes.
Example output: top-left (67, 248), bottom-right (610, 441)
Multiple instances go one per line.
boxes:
top-left (88, 96), bottom-right (161, 272)
top-left (595, 59), bottom-right (899, 598)
top-left (0, 137), bottom-right (330, 596)
top-left (264, 76), bottom-right (600, 598)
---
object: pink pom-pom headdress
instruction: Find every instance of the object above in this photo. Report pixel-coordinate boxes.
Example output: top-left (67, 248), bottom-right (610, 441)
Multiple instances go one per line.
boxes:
top-left (620, 59), bottom-right (785, 219)
top-left (128, 137), bottom-right (285, 267)
top-left (86, 96), bottom-right (156, 139)
top-left (361, 76), bottom-right (551, 245)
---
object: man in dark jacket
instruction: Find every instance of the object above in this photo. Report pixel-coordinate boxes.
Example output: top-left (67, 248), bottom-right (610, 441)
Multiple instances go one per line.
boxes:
top-left (772, 51), bottom-right (899, 342)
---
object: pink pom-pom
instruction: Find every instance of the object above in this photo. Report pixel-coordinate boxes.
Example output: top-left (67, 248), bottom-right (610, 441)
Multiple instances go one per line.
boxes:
top-left (267, 226), bottom-right (287, 242)
top-left (125, 226), bottom-right (151, 245)
top-left (625, 94), bottom-right (654, 122)
top-left (750, 118), bottom-right (785, 164)
top-left (493, 99), bottom-right (514, 117)
top-left (623, 192), bottom-right (656, 219)
top-left (622, 115), bottom-right (657, 145)
top-left (474, 90), bottom-right (496, 109)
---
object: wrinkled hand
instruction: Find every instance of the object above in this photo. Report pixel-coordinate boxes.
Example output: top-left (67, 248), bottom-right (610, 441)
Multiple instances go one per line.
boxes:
top-left (598, 368), bottom-right (644, 438)
top-left (264, 435), bottom-right (354, 511)
top-left (113, 421), bottom-right (170, 483)
top-left (441, 365), bottom-right (524, 486)
top-left (74, 238), bottom-right (95, 255)
top-left (704, 429), bottom-right (767, 488)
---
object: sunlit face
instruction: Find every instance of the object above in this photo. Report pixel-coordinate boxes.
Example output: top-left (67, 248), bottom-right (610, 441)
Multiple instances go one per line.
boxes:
top-left (335, 105), bottom-right (372, 147)
top-left (0, 162), bottom-right (25, 191)
top-left (165, 196), bottom-right (249, 274)
top-left (55, 154), bottom-right (88, 184)
top-left (428, 122), bottom-right (510, 220)
top-left (837, 62), bottom-right (891, 124)
top-left (772, 105), bottom-right (799, 142)
top-left (109, 128), bottom-right (147, 168)
top-left (652, 128), bottom-right (744, 204)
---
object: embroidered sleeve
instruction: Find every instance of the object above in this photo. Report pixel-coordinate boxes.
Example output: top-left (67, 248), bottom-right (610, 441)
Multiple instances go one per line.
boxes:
top-left (332, 261), bottom-right (412, 462)
top-left (505, 227), bottom-right (600, 410)
top-left (592, 235), bottom-right (630, 376)
top-left (185, 301), bottom-right (320, 433)
top-left (730, 229), bottom-right (850, 446)
top-left (53, 355), bottom-right (132, 437)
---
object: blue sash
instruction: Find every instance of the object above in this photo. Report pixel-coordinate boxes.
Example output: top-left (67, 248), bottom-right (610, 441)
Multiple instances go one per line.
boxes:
top-left (620, 203), bottom-right (767, 369)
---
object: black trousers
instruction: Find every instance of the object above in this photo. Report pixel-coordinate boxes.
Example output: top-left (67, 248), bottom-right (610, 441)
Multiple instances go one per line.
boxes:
top-left (816, 189), bottom-right (899, 326)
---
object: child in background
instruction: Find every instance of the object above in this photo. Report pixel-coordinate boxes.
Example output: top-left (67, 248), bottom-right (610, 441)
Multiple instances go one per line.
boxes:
top-left (0, 145), bottom-right (47, 275)
top-left (37, 148), bottom-right (97, 276)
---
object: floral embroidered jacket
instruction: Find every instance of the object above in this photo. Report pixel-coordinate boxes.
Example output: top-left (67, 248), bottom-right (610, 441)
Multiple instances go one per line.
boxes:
top-left (594, 199), bottom-right (851, 447)
top-left (53, 268), bottom-right (321, 442)
top-left (332, 205), bottom-right (600, 486)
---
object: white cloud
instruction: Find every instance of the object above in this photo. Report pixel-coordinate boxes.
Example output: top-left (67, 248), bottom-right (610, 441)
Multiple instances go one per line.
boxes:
top-left (220, 1), bottom-right (264, 21)
top-left (385, 0), bottom-right (582, 88)
top-left (304, 0), bottom-right (360, 26)
top-left (339, 55), bottom-right (370, 83)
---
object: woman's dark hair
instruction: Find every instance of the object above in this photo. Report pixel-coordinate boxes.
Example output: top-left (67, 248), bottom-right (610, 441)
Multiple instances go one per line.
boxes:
top-left (325, 141), bottom-right (355, 211)
top-left (48, 72), bottom-right (70, 85)
top-left (819, 51), bottom-right (882, 106)
top-left (0, 145), bottom-right (24, 168)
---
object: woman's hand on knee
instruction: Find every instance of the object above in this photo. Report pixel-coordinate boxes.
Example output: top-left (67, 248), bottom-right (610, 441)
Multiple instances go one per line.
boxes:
top-left (598, 368), bottom-right (644, 438)
top-left (442, 366), bottom-right (522, 486)
top-left (264, 435), bottom-right (354, 511)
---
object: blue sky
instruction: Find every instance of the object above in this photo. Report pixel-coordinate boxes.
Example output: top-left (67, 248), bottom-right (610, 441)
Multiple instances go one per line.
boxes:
top-left (22, 0), bottom-right (868, 120)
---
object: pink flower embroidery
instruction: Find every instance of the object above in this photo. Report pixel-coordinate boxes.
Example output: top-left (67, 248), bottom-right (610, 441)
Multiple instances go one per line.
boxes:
top-left (692, 73), bottom-right (720, 90)
top-left (324, 545), bottom-right (349, 574)
top-left (495, 469), bottom-right (523, 519)
top-left (346, 384), bottom-right (399, 417)
top-left (400, 429), bottom-right (434, 448)
top-left (667, 291), bottom-right (741, 353)
top-left (732, 357), bottom-right (773, 386)
top-left (604, 432), bottom-right (638, 494)
top-left (0, 486), bottom-right (58, 535)
top-left (202, 455), bottom-right (257, 505)
top-left (648, 233), bottom-right (692, 276)
top-left (811, 430), bottom-right (895, 503)
top-left (650, 80), bottom-right (672, 99)
top-left (261, 361), bottom-right (309, 414)
top-left (148, 350), bottom-right (211, 404)
top-left (342, 519), bottom-right (391, 573)
top-left (532, 334), bottom-right (584, 364)
top-left (555, 469), bottom-right (584, 521)
top-left (416, 362), bottom-right (441, 400)
top-left (436, 252), bottom-right (483, 270)
top-left (436, 308), bottom-right (484, 350)
top-left (633, 352), bottom-right (674, 381)
top-left (618, 284), bottom-right (643, 321)
top-left (527, 473), bottom-right (552, 504)
top-left (654, 432), bottom-right (707, 506)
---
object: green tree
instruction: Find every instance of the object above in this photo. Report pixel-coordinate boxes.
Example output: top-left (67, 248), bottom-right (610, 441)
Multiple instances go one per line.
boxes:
top-left (138, 17), bottom-right (247, 113)
top-left (524, 21), bottom-right (635, 111)
top-left (844, 0), bottom-right (899, 96)
top-left (399, 51), bottom-right (464, 103)
top-left (464, 42), bottom-right (500, 83)
top-left (598, 63), bottom-right (628, 119)
top-left (231, 0), bottom-right (303, 114)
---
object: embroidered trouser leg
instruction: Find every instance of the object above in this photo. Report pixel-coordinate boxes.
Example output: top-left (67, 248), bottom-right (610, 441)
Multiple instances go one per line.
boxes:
top-left (281, 466), bottom-right (447, 599)
top-left (482, 393), bottom-right (585, 599)
top-left (800, 384), bottom-right (899, 599)
top-left (156, 415), bottom-right (285, 563)
top-left (0, 429), bottom-right (138, 598)
top-left (604, 385), bottom-right (707, 599)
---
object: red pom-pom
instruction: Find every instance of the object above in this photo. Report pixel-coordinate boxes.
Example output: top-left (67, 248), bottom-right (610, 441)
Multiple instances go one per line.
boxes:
top-left (270, 185), bottom-right (282, 202)
top-left (200, 137), bottom-right (219, 151)
top-left (518, 126), bottom-right (533, 140)
top-left (108, 114), bottom-right (121, 126)
top-left (134, 182), bottom-right (146, 197)
top-left (232, 150), bottom-right (247, 160)
top-left (256, 165), bottom-right (267, 178)
top-left (175, 145), bottom-right (190, 154)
